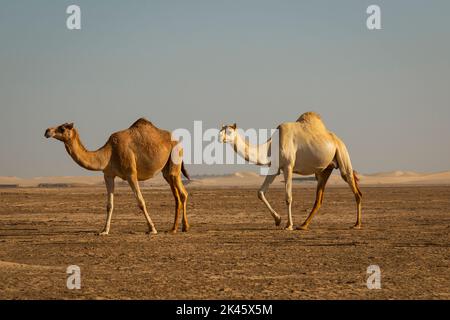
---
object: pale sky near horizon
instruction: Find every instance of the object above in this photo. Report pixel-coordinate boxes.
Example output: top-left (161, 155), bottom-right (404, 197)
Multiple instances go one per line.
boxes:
top-left (0, 0), bottom-right (449, 177)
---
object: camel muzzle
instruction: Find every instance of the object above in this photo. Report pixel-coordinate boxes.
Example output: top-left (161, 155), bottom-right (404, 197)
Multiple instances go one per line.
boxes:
top-left (44, 129), bottom-right (53, 138)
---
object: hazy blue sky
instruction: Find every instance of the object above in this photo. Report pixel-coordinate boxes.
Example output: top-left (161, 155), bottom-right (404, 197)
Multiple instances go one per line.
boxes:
top-left (1, 0), bottom-right (449, 177)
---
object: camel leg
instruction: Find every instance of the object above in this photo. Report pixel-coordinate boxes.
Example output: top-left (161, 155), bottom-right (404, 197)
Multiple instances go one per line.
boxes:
top-left (353, 193), bottom-right (362, 229)
top-left (164, 175), bottom-right (182, 233)
top-left (173, 175), bottom-right (189, 232)
top-left (127, 175), bottom-right (157, 234)
top-left (346, 174), bottom-right (363, 229)
top-left (339, 173), bottom-right (363, 229)
top-left (257, 173), bottom-right (282, 226)
top-left (98, 175), bottom-right (115, 236)
top-left (163, 156), bottom-right (189, 233)
top-left (298, 167), bottom-right (333, 230)
top-left (283, 166), bottom-right (294, 230)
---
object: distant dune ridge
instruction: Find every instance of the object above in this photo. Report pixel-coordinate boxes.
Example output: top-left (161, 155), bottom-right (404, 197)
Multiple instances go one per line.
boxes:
top-left (1, 170), bottom-right (450, 188)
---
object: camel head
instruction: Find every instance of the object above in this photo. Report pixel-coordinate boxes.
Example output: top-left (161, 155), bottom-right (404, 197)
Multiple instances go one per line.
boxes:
top-left (219, 123), bottom-right (237, 143)
top-left (45, 122), bottom-right (75, 142)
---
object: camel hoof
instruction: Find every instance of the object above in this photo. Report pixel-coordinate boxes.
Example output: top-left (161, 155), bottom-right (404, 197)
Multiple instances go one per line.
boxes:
top-left (168, 229), bottom-right (177, 234)
top-left (352, 224), bottom-right (362, 230)
top-left (97, 231), bottom-right (109, 236)
top-left (182, 225), bottom-right (190, 232)
top-left (296, 225), bottom-right (308, 231)
top-left (275, 216), bottom-right (282, 226)
top-left (284, 225), bottom-right (294, 231)
top-left (146, 229), bottom-right (158, 235)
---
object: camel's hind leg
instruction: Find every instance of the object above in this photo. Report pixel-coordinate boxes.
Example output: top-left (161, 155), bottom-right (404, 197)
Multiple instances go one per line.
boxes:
top-left (341, 171), bottom-right (363, 229)
top-left (283, 166), bottom-right (294, 230)
top-left (298, 167), bottom-right (333, 230)
top-left (163, 160), bottom-right (189, 232)
top-left (258, 173), bottom-right (282, 226)
top-left (174, 175), bottom-right (189, 232)
top-left (127, 174), bottom-right (158, 234)
top-left (164, 174), bottom-right (182, 233)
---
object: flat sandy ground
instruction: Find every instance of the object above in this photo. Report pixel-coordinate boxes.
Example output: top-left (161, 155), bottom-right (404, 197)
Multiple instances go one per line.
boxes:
top-left (0, 185), bottom-right (448, 299)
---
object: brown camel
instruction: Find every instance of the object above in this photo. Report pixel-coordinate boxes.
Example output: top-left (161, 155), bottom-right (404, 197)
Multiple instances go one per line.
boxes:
top-left (45, 118), bottom-right (190, 235)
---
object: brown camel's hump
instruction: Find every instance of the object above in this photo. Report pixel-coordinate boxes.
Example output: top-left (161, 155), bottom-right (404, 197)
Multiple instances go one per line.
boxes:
top-left (130, 117), bottom-right (154, 128)
top-left (129, 117), bottom-right (171, 136)
top-left (128, 117), bottom-right (173, 143)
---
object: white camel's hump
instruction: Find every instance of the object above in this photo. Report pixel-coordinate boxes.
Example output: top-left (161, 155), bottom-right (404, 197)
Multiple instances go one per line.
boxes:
top-left (296, 111), bottom-right (327, 131)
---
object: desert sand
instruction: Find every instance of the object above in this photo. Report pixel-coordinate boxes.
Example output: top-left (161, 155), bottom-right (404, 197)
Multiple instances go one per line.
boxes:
top-left (0, 172), bottom-right (449, 299)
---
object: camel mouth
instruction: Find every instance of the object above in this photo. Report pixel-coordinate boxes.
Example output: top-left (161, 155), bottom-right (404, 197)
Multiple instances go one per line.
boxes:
top-left (44, 129), bottom-right (53, 138)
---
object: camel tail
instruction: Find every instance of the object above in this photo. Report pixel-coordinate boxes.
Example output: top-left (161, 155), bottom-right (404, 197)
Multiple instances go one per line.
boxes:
top-left (334, 135), bottom-right (361, 197)
top-left (181, 161), bottom-right (190, 180)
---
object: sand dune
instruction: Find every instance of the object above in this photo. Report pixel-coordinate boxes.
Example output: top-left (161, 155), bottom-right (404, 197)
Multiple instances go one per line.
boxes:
top-left (367, 170), bottom-right (422, 177)
top-left (357, 171), bottom-right (450, 185)
top-left (189, 171), bottom-right (450, 187)
top-left (1, 170), bottom-right (449, 188)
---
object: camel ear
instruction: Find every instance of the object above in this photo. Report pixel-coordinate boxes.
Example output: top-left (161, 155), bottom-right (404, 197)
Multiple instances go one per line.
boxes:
top-left (232, 123), bottom-right (237, 129)
top-left (65, 123), bottom-right (74, 129)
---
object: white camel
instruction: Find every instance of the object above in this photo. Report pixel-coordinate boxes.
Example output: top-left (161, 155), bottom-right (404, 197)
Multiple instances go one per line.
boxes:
top-left (219, 112), bottom-right (362, 230)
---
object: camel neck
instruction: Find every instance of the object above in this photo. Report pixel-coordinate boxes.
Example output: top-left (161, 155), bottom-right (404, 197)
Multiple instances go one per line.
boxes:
top-left (64, 130), bottom-right (111, 171)
top-left (232, 132), bottom-right (271, 166)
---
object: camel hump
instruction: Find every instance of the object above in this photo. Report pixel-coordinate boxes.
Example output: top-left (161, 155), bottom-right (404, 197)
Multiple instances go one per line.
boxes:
top-left (296, 111), bottom-right (322, 123)
top-left (296, 111), bottom-right (328, 130)
top-left (130, 117), bottom-right (153, 128)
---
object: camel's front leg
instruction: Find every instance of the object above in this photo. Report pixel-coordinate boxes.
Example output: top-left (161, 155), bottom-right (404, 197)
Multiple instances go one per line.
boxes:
top-left (98, 175), bottom-right (115, 236)
top-left (127, 175), bottom-right (158, 234)
top-left (283, 166), bottom-right (294, 230)
top-left (258, 174), bottom-right (282, 226)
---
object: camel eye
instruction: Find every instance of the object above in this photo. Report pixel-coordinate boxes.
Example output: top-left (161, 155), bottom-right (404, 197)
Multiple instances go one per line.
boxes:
top-left (57, 127), bottom-right (64, 133)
